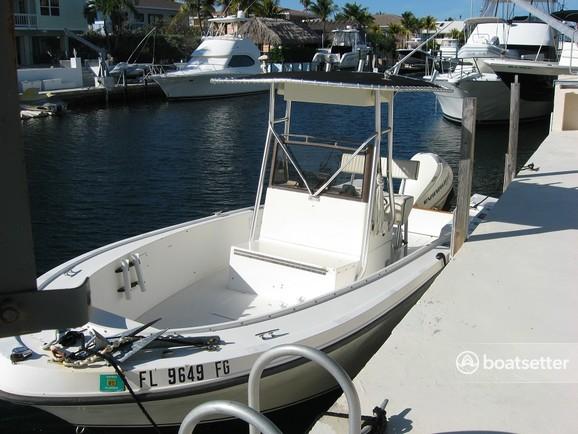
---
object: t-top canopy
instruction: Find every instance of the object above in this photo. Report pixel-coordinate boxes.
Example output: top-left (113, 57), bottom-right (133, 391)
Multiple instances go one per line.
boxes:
top-left (212, 71), bottom-right (450, 107)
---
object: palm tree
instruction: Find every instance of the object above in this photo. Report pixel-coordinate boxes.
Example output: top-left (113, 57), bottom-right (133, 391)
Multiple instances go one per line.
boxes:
top-left (254, 0), bottom-right (285, 18)
top-left (335, 2), bottom-right (374, 29)
top-left (299, 0), bottom-right (312, 11)
top-left (400, 10), bottom-right (418, 35)
top-left (84, 0), bottom-right (136, 35)
top-left (172, 0), bottom-right (218, 34)
top-left (84, 0), bottom-right (136, 52)
top-left (450, 28), bottom-right (464, 42)
top-left (308, 0), bottom-right (338, 47)
top-left (420, 15), bottom-right (437, 50)
top-left (386, 22), bottom-right (403, 46)
top-left (227, 0), bottom-right (259, 15)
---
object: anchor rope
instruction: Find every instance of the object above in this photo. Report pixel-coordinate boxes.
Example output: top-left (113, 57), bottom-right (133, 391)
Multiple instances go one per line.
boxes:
top-left (90, 349), bottom-right (162, 434)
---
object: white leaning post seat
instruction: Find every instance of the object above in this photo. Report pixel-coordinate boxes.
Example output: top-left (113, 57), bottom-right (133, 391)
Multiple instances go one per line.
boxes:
top-left (339, 154), bottom-right (419, 246)
top-left (229, 187), bottom-right (365, 304)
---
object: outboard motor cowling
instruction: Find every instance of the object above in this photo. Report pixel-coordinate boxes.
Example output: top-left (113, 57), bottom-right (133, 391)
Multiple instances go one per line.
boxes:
top-left (401, 153), bottom-right (453, 210)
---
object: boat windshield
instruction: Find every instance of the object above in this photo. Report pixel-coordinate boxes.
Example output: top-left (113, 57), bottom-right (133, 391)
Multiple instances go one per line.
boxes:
top-left (187, 56), bottom-right (227, 65)
top-left (332, 31), bottom-right (358, 47)
top-left (270, 134), bottom-right (371, 201)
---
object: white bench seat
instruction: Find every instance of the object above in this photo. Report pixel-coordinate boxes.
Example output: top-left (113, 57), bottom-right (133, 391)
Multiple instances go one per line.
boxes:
top-left (229, 239), bottom-right (359, 304)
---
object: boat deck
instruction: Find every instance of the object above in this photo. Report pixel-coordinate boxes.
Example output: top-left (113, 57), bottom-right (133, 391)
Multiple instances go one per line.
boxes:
top-left (137, 270), bottom-right (284, 329)
top-left (137, 228), bottom-right (443, 330)
top-left (311, 130), bottom-right (578, 433)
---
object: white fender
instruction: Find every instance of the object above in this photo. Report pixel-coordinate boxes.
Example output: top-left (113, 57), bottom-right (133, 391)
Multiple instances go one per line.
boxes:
top-left (401, 153), bottom-right (453, 210)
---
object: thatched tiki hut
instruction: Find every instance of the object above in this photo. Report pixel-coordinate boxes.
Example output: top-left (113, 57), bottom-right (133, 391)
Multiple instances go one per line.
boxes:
top-left (238, 17), bottom-right (320, 62)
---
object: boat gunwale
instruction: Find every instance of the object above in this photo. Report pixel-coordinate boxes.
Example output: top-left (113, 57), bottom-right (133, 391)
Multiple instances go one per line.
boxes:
top-left (0, 271), bottom-right (442, 407)
top-left (38, 205), bottom-right (450, 334)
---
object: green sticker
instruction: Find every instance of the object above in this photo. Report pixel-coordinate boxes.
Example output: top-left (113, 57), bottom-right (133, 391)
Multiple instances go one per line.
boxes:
top-left (99, 374), bottom-right (125, 392)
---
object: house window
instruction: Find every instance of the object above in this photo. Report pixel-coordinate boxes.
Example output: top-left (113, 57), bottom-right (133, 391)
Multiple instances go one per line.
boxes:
top-left (134, 13), bottom-right (145, 23)
top-left (148, 14), bottom-right (163, 24)
top-left (228, 55), bottom-right (255, 68)
top-left (40, 0), bottom-right (60, 16)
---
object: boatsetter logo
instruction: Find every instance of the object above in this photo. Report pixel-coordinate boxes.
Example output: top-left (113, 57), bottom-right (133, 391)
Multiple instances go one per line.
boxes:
top-left (455, 350), bottom-right (480, 375)
top-left (456, 349), bottom-right (571, 377)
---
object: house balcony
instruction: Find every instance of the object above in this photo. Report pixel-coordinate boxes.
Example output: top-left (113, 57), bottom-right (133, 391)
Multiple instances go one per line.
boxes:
top-left (14, 13), bottom-right (38, 29)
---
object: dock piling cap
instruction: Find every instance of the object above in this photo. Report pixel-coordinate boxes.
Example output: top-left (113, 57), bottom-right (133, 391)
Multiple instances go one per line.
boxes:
top-left (212, 71), bottom-right (450, 106)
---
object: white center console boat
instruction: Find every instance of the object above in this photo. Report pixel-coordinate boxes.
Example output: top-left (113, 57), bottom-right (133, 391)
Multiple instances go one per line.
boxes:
top-left (0, 72), bottom-right (494, 430)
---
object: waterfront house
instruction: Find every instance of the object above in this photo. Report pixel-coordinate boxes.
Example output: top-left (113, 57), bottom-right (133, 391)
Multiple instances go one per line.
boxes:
top-left (13, 0), bottom-right (88, 66)
top-left (128, 0), bottom-right (180, 30)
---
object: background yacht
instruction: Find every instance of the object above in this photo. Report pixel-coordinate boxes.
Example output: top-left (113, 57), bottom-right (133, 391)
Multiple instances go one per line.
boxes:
top-left (152, 13), bottom-right (266, 99)
top-left (430, 0), bottom-right (561, 123)
top-left (312, 28), bottom-right (370, 71)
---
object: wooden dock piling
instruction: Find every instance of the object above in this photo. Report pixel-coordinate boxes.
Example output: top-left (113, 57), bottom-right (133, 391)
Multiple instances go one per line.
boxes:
top-left (451, 97), bottom-right (477, 257)
top-left (503, 75), bottom-right (520, 191)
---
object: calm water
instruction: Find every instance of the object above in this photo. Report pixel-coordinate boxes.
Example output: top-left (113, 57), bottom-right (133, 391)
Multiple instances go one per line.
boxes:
top-left (2, 92), bottom-right (548, 433)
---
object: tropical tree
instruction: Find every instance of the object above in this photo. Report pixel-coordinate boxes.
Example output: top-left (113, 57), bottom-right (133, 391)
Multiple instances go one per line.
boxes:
top-left (253, 0), bottom-right (285, 18)
top-left (366, 23), bottom-right (395, 64)
top-left (170, 0), bottom-right (218, 34)
top-left (84, 0), bottom-right (136, 49)
top-left (335, 2), bottom-right (374, 29)
top-left (227, 0), bottom-right (260, 15)
top-left (420, 15), bottom-right (437, 50)
top-left (450, 28), bottom-right (464, 42)
top-left (386, 22), bottom-right (403, 45)
top-left (308, 0), bottom-right (339, 47)
top-left (400, 11), bottom-right (419, 34)
top-left (299, 0), bottom-right (312, 11)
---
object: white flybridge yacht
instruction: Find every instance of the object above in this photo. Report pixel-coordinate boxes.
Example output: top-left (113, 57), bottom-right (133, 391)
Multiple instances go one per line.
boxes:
top-left (151, 12), bottom-right (266, 99)
top-left (312, 28), bottom-right (370, 71)
top-left (430, 0), bottom-right (562, 122)
top-left (0, 71), bottom-right (494, 430)
top-left (483, 8), bottom-right (578, 102)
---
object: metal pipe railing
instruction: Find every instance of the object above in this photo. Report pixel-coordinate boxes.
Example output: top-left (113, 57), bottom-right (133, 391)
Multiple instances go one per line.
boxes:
top-left (248, 344), bottom-right (361, 434)
top-left (387, 21), bottom-right (453, 75)
top-left (249, 83), bottom-right (275, 242)
top-left (178, 400), bottom-right (282, 434)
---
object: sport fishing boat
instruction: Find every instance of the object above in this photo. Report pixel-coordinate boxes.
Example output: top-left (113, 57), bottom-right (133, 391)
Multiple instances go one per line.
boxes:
top-left (151, 12), bottom-right (266, 99)
top-left (0, 71), bottom-right (494, 430)
top-left (312, 27), bottom-right (370, 71)
top-left (483, 9), bottom-right (578, 102)
top-left (430, 0), bottom-right (563, 123)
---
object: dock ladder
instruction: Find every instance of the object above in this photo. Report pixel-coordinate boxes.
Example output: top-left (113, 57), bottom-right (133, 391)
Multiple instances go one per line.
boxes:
top-left (178, 344), bottom-right (365, 434)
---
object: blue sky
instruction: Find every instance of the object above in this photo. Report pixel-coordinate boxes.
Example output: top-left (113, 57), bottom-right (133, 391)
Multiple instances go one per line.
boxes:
top-left (282, 0), bottom-right (578, 20)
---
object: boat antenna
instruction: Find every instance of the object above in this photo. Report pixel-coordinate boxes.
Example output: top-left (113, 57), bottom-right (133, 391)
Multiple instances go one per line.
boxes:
top-left (126, 26), bottom-right (157, 65)
top-left (152, 30), bottom-right (156, 65)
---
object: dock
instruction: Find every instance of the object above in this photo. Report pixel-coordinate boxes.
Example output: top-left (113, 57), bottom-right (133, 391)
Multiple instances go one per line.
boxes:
top-left (312, 77), bottom-right (578, 433)
top-left (32, 81), bottom-right (163, 107)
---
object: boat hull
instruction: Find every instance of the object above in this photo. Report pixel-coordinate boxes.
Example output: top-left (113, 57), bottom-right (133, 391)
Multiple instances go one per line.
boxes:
top-left (0, 207), bottom-right (450, 429)
top-left (152, 73), bottom-right (267, 100)
top-left (31, 287), bottom-right (428, 428)
top-left (434, 75), bottom-right (552, 123)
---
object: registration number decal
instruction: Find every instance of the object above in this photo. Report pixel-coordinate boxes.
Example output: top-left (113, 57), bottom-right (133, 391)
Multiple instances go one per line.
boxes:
top-left (99, 374), bottom-right (125, 392)
top-left (137, 360), bottom-right (231, 389)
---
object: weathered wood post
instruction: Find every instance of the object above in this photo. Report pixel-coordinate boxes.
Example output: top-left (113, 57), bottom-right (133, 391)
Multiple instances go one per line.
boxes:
top-left (503, 74), bottom-right (520, 191)
top-left (451, 97), bottom-right (477, 257)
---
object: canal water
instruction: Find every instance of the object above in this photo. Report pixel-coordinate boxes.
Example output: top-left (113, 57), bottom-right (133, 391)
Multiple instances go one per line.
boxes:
top-left (3, 92), bottom-right (548, 433)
